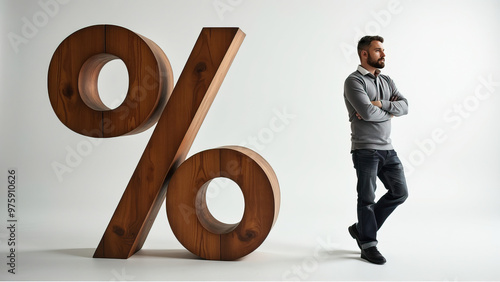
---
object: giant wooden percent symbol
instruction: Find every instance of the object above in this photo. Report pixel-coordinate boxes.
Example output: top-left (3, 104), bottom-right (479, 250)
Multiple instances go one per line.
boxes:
top-left (47, 25), bottom-right (280, 260)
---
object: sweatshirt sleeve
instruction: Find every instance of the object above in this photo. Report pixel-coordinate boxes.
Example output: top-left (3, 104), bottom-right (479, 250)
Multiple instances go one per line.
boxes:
top-left (380, 77), bottom-right (409, 116)
top-left (344, 76), bottom-right (392, 122)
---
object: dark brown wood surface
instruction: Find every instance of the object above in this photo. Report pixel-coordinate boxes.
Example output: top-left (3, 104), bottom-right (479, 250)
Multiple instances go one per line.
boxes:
top-left (48, 26), bottom-right (279, 260)
top-left (47, 25), bottom-right (173, 138)
top-left (92, 28), bottom-right (246, 258)
top-left (166, 146), bottom-right (280, 260)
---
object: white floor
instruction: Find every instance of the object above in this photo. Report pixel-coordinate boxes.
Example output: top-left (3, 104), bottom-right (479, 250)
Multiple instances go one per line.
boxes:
top-left (4, 206), bottom-right (500, 281)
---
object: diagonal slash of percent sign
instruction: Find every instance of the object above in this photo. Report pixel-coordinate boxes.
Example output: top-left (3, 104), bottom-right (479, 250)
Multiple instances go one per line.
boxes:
top-left (47, 25), bottom-right (280, 260)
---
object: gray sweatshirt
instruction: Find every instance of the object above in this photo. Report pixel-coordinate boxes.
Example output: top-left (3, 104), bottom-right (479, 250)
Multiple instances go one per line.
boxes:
top-left (344, 65), bottom-right (408, 151)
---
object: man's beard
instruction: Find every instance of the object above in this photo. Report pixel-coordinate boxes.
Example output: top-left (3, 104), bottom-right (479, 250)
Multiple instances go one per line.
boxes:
top-left (367, 54), bottom-right (385, 69)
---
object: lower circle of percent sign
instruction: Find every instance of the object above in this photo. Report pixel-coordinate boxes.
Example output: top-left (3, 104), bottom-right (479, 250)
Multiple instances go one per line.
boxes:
top-left (47, 25), bottom-right (280, 260)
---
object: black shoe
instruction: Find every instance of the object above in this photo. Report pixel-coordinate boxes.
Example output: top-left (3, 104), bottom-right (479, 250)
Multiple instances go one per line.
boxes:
top-left (361, 246), bottom-right (386, 265)
top-left (348, 224), bottom-right (362, 250)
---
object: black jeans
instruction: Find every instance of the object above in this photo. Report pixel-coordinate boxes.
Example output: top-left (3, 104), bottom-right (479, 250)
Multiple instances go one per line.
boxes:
top-left (352, 149), bottom-right (408, 249)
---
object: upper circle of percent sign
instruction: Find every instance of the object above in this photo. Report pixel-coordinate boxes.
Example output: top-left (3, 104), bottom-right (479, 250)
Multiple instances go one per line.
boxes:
top-left (47, 25), bottom-right (280, 260)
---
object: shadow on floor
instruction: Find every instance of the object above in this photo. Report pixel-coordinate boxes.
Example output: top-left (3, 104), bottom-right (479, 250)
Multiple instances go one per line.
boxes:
top-left (317, 248), bottom-right (365, 263)
top-left (51, 246), bottom-right (366, 264)
top-left (51, 248), bottom-right (200, 260)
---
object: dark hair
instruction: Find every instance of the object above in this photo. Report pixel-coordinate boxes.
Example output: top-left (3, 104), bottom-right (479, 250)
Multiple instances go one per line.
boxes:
top-left (357, 35), bottom-right (384, 57)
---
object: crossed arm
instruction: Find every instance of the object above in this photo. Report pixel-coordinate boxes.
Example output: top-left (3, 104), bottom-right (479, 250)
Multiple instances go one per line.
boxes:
top-left (345, 76), bottom-right (408, 122)
top-left (355, 96), bottom-right (399, 120)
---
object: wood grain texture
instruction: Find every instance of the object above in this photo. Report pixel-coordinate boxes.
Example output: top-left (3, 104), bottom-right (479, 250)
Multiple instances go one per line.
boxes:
top-left (166, 146), bottom-right (280, 260)
top-left (47, 25), bottom-right (173, 138)
top-left (93, 28), bottom-right (246, 258)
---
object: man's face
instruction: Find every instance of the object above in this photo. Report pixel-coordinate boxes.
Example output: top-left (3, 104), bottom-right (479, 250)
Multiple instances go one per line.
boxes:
top-left (366, 40), bottom-right (385, 69)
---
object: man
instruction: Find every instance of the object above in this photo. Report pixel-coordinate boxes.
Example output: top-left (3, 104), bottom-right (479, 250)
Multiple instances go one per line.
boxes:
top-left (343, 35), bottom-right (409, 264)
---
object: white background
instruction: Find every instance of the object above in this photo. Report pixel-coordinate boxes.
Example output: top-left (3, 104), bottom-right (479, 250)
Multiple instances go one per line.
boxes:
top-left (1, 0), bottom-right (500, 281)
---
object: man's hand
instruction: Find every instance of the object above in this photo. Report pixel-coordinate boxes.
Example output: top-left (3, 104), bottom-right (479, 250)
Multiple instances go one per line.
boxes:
top-left (371, 100), bottom-right (382, 108)
top-left (356, 99), bottom-right (397, 120)
top-left (372, 96), bottom-right (398, 108)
